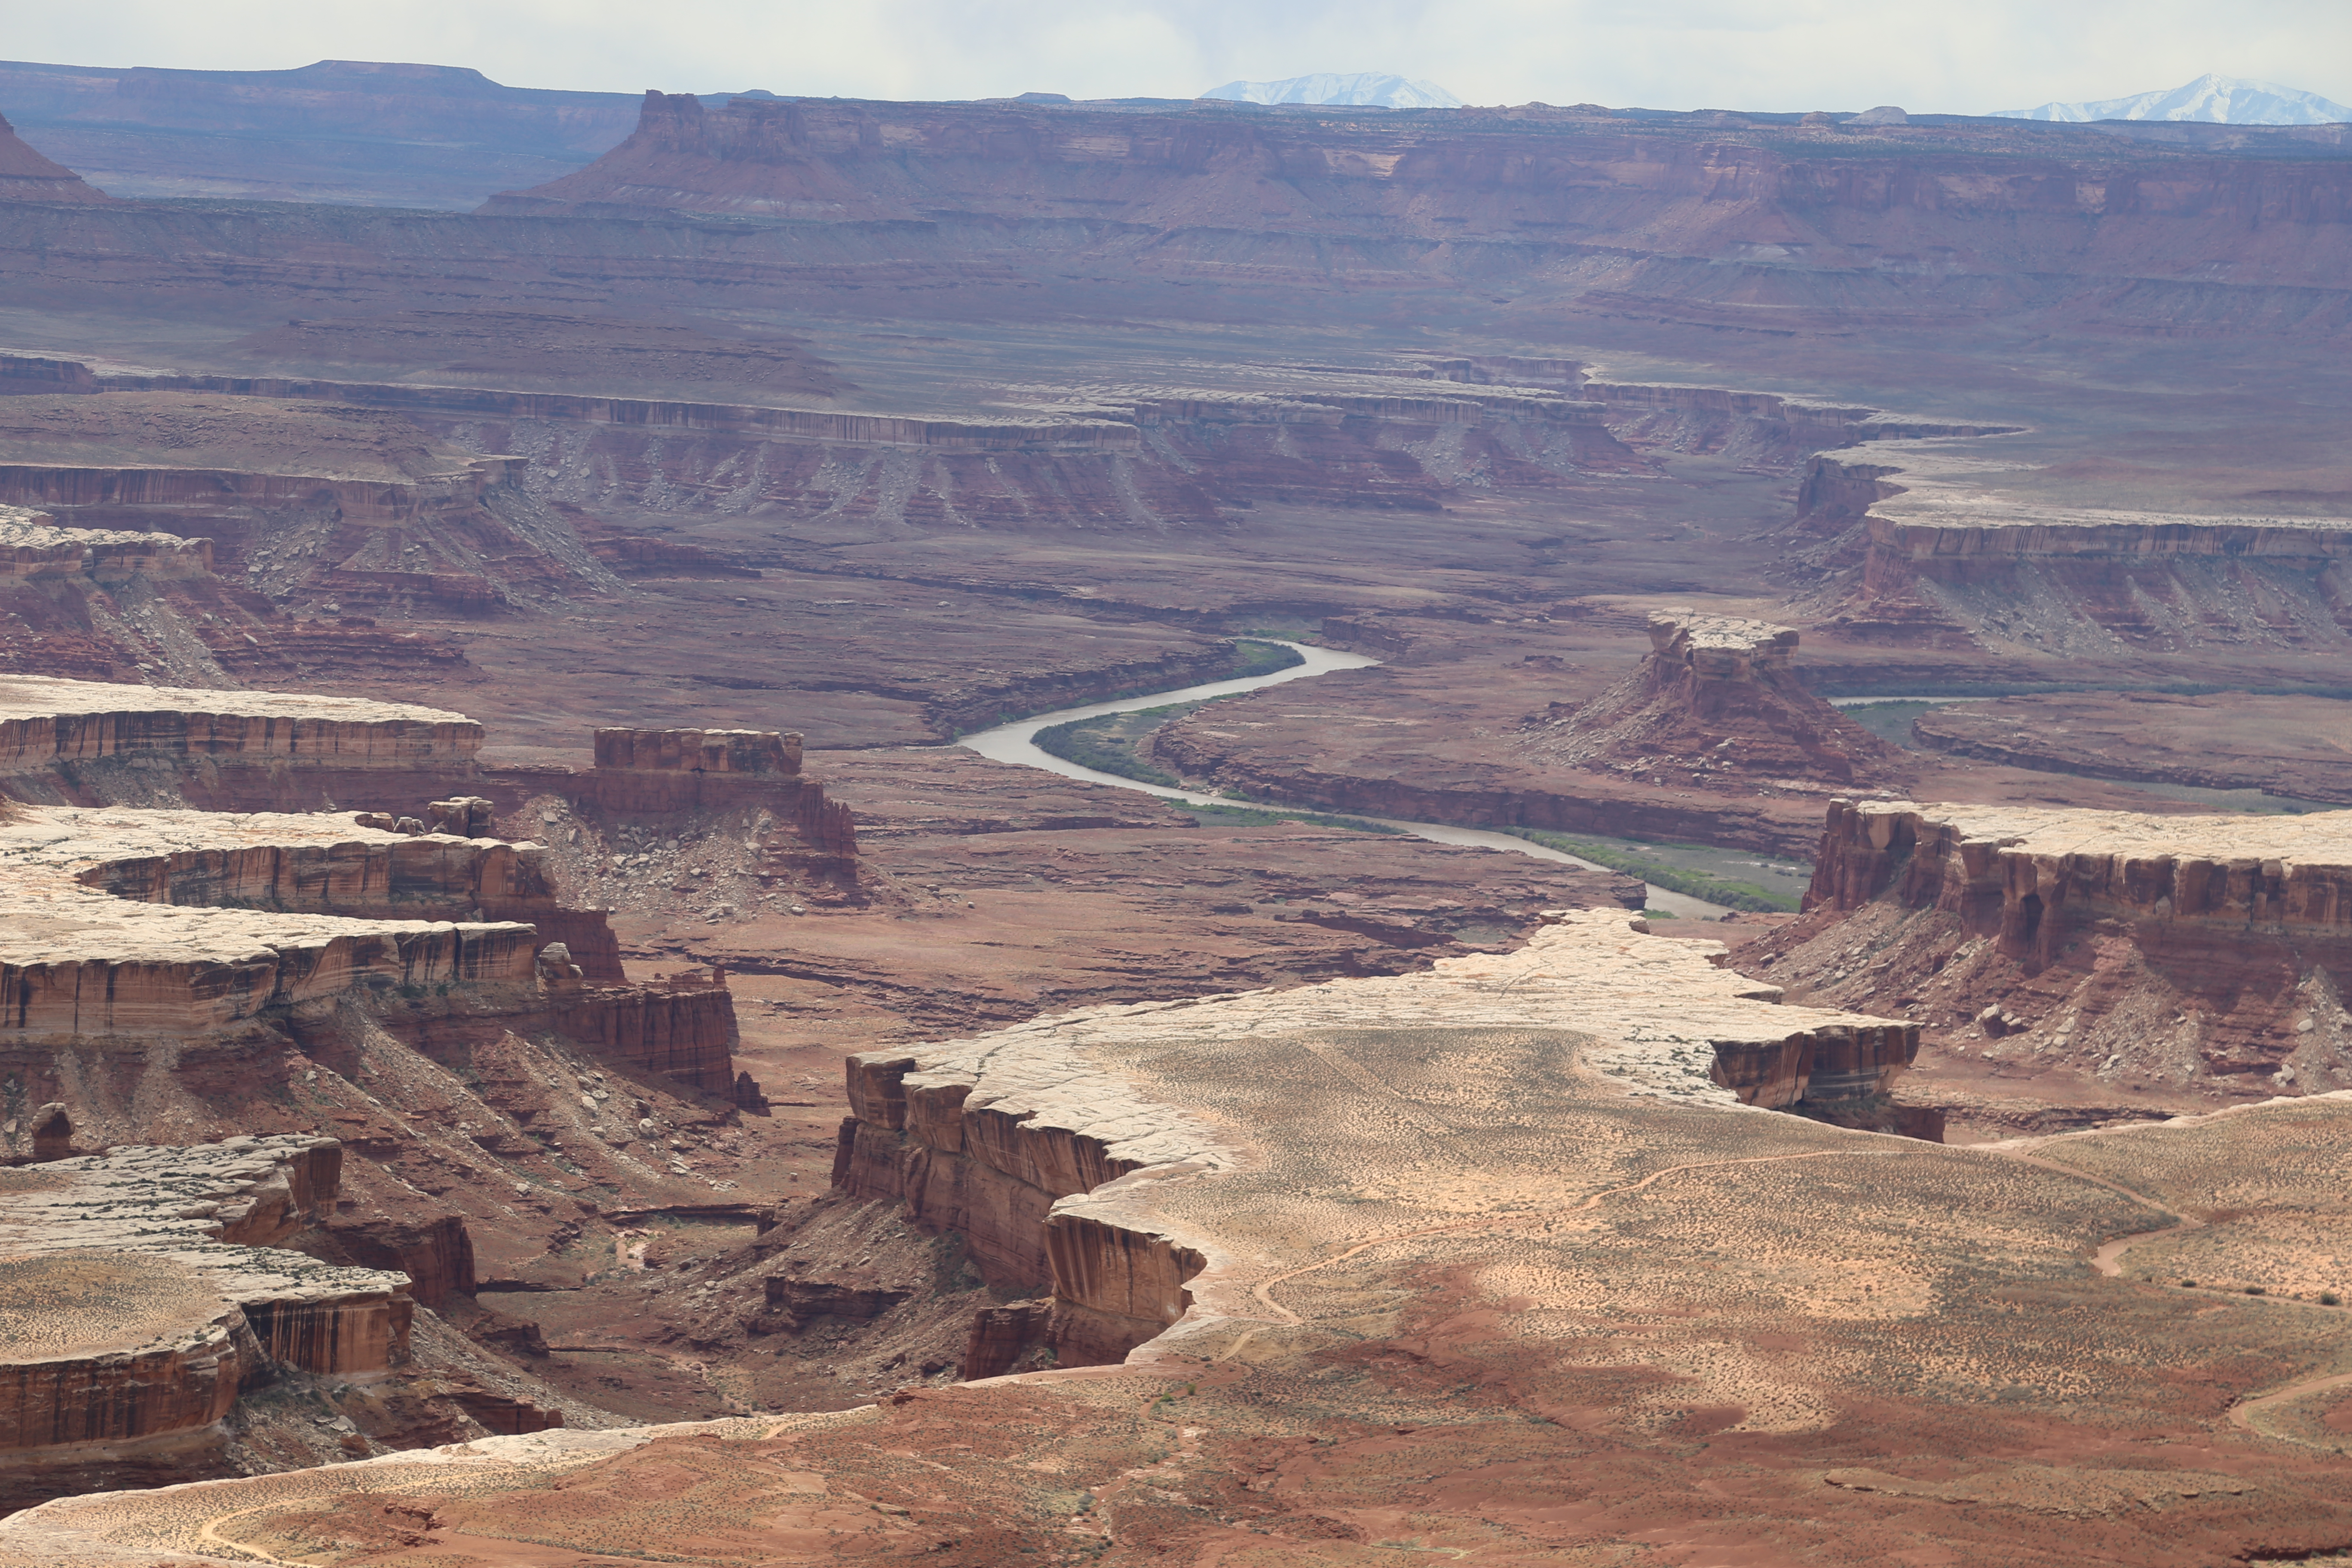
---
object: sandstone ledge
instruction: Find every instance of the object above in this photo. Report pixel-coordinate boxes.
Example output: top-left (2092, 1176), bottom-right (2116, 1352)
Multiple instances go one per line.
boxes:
top-left (0, 675), bottom-right (481, 781)
top-left (0, 1135), bottom-right (410, 1453)
top-left (0, 805), bottom-right (554, 1033)
top-left (842, 909), bottom-right (1913, 1370)
top-left (1809, 798), bottom-right (2352, 965)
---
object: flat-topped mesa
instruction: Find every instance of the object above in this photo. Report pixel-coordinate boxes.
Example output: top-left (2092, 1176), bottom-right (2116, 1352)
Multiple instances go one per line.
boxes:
top-left (0, 805), bottom-right (744, 1109)
top-left (0, 504), bottom-right (212, 582)
top-left (1796, 449), bottom-right (2352, 653)
top-left (0, 1135), bottom-right (411, 1498)
top-left (0, 675), bottom-right (484, 812)
top-left (593, 726), bottom-right (802, 777)
top-left (571, 726), bottom-right (857, 867)
top-left (1646, 609), bottom-right (1801, 686)
top-left (837, 909), bottom-right (1913, 1379)
top-left (0, 806), bottom-right (545, 1037)
top-left (1516, 606), bottom-right (1897, 788)
top-left (1810, 798), bottom-right (2352, 967)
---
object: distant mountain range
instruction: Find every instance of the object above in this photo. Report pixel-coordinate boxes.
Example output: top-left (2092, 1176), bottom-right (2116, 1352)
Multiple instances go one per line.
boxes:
top-left (1994, 73), bottom-right (2352, 125)
top-left (1200, 73), bottom-right (1462, 110)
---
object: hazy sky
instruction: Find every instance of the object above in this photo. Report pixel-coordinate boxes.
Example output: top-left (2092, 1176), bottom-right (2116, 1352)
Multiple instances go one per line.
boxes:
top-left (12, 0), bottom-right (2351, 114)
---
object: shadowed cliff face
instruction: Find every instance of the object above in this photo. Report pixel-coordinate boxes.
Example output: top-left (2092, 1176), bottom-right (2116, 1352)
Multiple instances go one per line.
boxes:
top-left (0, 111), bottom-right (114, 203)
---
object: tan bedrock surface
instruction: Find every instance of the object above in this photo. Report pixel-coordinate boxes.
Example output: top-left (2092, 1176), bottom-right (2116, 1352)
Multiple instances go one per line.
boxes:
top-left (15, 912), bottom-right (2352, 1562)
top-left (0, 803), bottom-right (546, 1032)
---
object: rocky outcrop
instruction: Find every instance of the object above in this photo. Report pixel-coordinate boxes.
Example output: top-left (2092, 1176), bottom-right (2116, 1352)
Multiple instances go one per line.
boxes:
top-left (570, 726), bottom-right (812, 815)
top-left (547, 977), bottom-right (741, 1098)
top-left (0, 812), bottom-right (547, 1036)
top-left (0, 795), bottom-right (756, 1121)
top-left (593, 727), bottom-right (802, 776)
top-left (0, 111), bottom-right (116, 204)
top-left (0, 674), bottom-right (485, 811)
top-left (1758, 800), bottom-right (2352, 1098)
top-left (1807, 799), bottom-right (2352, 968)
top-left (0, 1134), bottom-right (430, 1511)
top-left (0, 1136), bottom-right (410, 1443)
top-left (1799, 448), bottom-right (2352, 655)
top-left (488, 95), bottom-right (2352, 302)
top-left (1584, 383), bottom-right (2011, 472)
top-left (0, 391), bottom-right (616, 615)
top-left (1511, 609), bottom-right (1899, 790)
top-left (0, 504), bottom-right (211, 580)
top-left (836, 910), bottom-right (1914, 1379)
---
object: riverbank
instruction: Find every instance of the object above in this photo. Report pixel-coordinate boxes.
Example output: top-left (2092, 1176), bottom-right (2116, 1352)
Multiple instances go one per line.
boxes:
top-left (957, 642), bottom-right (1736, 919)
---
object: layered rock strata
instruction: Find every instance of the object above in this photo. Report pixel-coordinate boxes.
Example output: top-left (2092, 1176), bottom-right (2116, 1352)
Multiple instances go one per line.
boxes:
top-left (0, 1134), bottom-right (409, 1473)
top-left (1771, 800), bottom-right (2352, 1099)
top-left (837, 909), bottom-right (1913, 1375)
top-left (0, 112), bottom-right (116, 204)
top-left (0, 504), bottom-right (211, 581)
top-left (1510, 608), bottom-right (1898, 788)
top-left (0, 804), bottom-right (540, 1035)
top-left (1808, 799), bottom-right (2352, 968)
top-left (0, 674), bottom-right (484, 811)
top-left (0, 800), bottom-right (745, 1105)
top-left (550, 725), bottom-right (858, 885)
top-left (1799, 447), bottom-right (2352, 656)
top-left (0, 392), bottom-right (616, 615)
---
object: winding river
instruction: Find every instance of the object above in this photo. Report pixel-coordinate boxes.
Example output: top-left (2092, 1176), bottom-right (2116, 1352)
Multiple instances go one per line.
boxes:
top-left (958, 641), bottom-right (1732, 918)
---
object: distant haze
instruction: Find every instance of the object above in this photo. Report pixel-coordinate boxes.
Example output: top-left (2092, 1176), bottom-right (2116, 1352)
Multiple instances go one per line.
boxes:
top-left (1994, 72), bottom-right (2352, 124)
top-left (5, 1), bottom-right (2349, 115)
top-left (1201, 73), bottom-right (1462, 109)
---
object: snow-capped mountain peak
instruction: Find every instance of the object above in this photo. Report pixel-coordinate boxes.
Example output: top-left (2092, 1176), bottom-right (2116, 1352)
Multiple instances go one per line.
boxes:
top-left (1200, 73), bottom-right (1463, 110)
top-left (1993, 73), bottom-right (2352, 125)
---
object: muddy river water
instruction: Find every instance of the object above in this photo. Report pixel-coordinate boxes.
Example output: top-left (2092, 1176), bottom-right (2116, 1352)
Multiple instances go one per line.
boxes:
top-left (958, 640), bottom-right (1733, 918)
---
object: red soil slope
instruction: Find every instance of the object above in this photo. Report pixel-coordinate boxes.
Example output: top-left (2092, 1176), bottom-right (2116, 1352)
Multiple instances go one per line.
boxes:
top-left (0, 110), bottom-right (113, 202)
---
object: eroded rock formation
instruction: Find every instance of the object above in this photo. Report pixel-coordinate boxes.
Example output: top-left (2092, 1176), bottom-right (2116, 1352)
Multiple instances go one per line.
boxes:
top-left (0, 391), bottom-right (617, 618)
top-left (1797, 447), bottom-right (2352, 658)
top-left (0, 1134), bottom-right (410, 1500)
top-left (0, 673), bottom-right (484, 811)
top-left (1513, 608), bottom-right (1898, 789)
top-left (1765, 799), bottom-right (2352, 1101)
top-left (836, 908), bottom-right (1914, 1378)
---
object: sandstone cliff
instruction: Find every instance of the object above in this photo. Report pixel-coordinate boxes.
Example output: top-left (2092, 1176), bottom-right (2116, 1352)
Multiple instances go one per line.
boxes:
top-left (0, 391), bottom-right (618, 619)
top-left (487, 95), bottom-right (2352, 320)
top-left (0, 674), bottom-right (486, 812)
top-left (834, 909), bottom-right (1913, 1378)
top-left (1795, 447), bottom-right (2352, 659)
top-left (1769, 799), bottom-right (2352, 1098)
top-left (0, 1136), bottom-right (410, 1494)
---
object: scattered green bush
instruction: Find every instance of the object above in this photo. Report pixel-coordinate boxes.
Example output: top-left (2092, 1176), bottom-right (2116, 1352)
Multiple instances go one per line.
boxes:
top-left (1032, 717), bottom-right (1185, 786)
top-left (1494, 827), bottom-right (1801, 912)
top-left (2324, 1291), bottom-right (2341, 1307)
top-left (1228, 639), bottom-right (1307, 678)
top-left (1176, 802), bottom-right (1403, 835)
